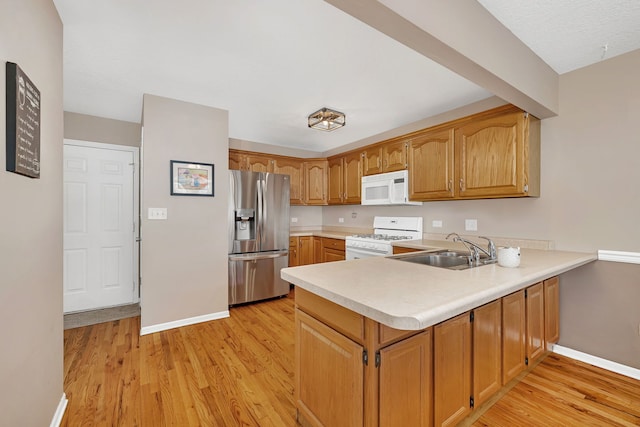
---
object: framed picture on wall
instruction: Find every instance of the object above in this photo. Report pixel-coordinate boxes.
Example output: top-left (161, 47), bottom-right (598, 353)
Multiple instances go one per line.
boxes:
top-left (170, 160), bottom-right (214, 196)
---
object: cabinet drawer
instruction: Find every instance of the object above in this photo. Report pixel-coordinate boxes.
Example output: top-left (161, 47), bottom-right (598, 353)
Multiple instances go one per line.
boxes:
top-left (321, 237), bottom-right (345, 251)
top-left (295, 288), bottom-right (364, 343)
top-left (392, 246), bottom-right (421, 255)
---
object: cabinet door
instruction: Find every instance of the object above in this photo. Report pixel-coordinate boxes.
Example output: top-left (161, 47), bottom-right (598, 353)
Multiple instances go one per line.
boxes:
top-left (382, 139), bottom-right (407, 172)
top-left (289, 236), bottom-right (299, 267)
top-left (303, 160), bottom-right (328, 205)
top-left (295, 309), bottom-right (364, 427)
top-left (544, 276), bottom-right (560, 346)
top-left (526, 282), bottom-right (546, 364)
top-left (229, 150), bottom-right (246, 170)
top-left (408, 128), bottom-right (455, 200)
top-left (313, 237), bottom-right (323, 264)
top-left (473, 300), bottom-right (502, 407)
top-left (273, 157), bottom-right (304, 205)
top-left (246, 154), bottom-right (273, 173)
top-left (323, 248), bottom-right (345, 263)
top-left (455, 111), bottom-right (526, 198)
top-left (343, 151), bottom-right (362, 204)
top-left (298, 236), bottom-right (314, 266)
top-left (502, 290), bottom-right (526, 384)
top-left (434, 312), bottom-right (472, 427)
top-left (363, 147), bottom-right (383, 176)
top-left (379, 329), bottom-right (432, 427)
top-left (327, 157), bottom-right (344, 205)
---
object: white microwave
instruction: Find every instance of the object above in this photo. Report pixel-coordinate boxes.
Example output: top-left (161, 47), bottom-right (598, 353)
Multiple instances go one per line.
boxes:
top-left (361, 170), bottom-right (422, 205)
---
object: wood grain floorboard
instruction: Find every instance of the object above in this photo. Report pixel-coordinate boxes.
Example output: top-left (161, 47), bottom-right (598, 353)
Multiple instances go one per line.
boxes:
top-left (62, 289), bottom-right (640, 426)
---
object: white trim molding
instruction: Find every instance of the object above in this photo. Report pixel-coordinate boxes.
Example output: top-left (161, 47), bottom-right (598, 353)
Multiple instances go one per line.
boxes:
top-left (140, 310), bottom-right (230, 335)
top-left (50, 393), bottom-right (68, 427)
top-left (551, 344), bottom-right (640, 380)
top-left (598, 250), bottom-right (640, 264)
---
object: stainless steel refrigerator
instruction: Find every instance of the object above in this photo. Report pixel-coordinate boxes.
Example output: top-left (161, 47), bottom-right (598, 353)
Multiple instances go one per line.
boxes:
top-left (228, 170), bottom-right (290, 305)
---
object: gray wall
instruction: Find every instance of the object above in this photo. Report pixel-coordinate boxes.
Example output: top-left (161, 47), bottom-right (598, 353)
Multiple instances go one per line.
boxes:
top-left (64, 111), bottom-right (141, 147)
top-left (140, 94), bottom-right (229, 329)
top-left (0, 0), bottom-right (64, 425)
top-left (319, 49), bottom-right (640, 368)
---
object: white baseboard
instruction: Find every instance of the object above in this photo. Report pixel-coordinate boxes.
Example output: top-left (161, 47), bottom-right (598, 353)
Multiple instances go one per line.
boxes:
top-left (551, 344), bottom-right (640, 380)
top-left (50, 393), bottom-right (68, 427)
top-left (140, 310), bottom-right (230, 335)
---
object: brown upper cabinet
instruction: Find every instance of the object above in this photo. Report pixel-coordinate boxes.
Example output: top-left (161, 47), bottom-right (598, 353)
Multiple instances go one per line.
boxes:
top-left (327, 151), bottom-right (362, 205)
top-left (229, 150), bottom-right (306, 206)
top-left (246, 153), bottom-right (272, 173)
top-left (363, 139), bottom-right (408, 176)
top-left (273, 157), bottom-right (304, 205)
top-left (303, 160), bottom-right (328, 205)
top-left (455, 108), bottom-right (540, 199)
top-left (229, 150), bottom-right (247, 171)
top-left (382, 139), bottom-right (408, 172)
top-left (230, 104), bottom-right (540, 204)
top-left (327, 157), bottom-right (344, 205)
top-left (409, 128), bottom-right (455, 200)
top-left (362, 146), bottom-right (383, 176)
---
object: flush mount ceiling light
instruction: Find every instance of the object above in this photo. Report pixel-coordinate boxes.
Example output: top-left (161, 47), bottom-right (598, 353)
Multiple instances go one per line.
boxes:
top-left (308, 107), bottom-right (346, 131)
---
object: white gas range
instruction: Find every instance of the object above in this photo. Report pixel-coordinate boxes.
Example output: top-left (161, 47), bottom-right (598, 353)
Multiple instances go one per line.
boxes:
top-left (345, 216), bottom-right (423, 260)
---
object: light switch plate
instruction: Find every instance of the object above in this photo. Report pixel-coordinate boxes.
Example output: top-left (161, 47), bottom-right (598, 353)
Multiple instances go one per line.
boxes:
top-left (338, 217), bottom-right (345, 223)
top-left (465, 219), bottom-right (478, 231)
top-left (291, 217), bottom-right (298, 223)
top-left (148, 207), bottom-right (167, 220)
top-left (432, 220), bottom-right (443, 228)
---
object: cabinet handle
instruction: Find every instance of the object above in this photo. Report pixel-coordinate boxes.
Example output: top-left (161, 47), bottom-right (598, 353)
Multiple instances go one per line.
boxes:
top-left (448, 180), bottom-right (452, 193)
top-left (459, 179), bottom-right (464, 191)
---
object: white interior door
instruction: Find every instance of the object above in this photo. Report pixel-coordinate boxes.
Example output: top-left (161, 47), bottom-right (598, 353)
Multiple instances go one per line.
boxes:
top-left (63, 143), bottom-right (136, 313)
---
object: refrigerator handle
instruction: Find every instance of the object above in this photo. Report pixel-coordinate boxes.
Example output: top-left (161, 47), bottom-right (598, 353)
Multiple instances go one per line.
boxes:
top-left (256, 177), bottom-right (263, 247)
top-left (228, 250), bottom-right (288, 261)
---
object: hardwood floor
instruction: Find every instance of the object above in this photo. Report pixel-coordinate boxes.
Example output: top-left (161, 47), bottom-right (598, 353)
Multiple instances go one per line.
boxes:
top-left (62, 289), bottom-right (640, 426)
top-left (472, 354), bottom-right (640, 427)
top-left (62, 292), bottom-right (296, 426)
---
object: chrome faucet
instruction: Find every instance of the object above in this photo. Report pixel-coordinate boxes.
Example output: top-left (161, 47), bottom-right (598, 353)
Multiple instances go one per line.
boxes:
top-left (446, 233), bottom-right (497, 263)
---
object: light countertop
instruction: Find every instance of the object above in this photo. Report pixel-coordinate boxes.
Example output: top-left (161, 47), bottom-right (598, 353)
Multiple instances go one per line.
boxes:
top-left (281, 245), bottom-right (597, 330)
top-left (289, 230), bottom-right (352, 239)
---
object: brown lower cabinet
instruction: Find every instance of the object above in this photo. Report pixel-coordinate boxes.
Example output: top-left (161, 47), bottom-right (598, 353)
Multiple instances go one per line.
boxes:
top-left (289, 236), bottom-right (344, 267)
top-left (380, 329), bottom-right (432, 427)
top-left (434, 312), bottom-right (472, 426)
top-left (295, 277), bottom-right (560, 427)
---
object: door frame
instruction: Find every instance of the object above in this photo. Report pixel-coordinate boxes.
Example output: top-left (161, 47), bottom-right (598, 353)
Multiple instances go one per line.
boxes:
top-left (63, 138), bottom-right (141, 305)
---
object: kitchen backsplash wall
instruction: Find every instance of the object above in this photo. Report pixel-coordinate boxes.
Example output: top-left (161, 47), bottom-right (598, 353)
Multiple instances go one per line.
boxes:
top-left (290, 205), bottom-right (323, 229)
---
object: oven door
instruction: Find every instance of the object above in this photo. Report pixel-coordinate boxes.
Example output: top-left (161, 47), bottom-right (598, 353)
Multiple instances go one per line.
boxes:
top-left (346, 246), bottom-right (390, 260)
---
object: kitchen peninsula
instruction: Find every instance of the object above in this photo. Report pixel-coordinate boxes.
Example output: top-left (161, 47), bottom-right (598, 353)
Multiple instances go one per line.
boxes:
top-left (281, 246), bottom-right (597, 426)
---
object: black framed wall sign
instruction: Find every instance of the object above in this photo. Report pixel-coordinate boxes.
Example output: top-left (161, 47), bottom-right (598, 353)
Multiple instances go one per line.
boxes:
top-left (6, 62), bottom-right (41, 178)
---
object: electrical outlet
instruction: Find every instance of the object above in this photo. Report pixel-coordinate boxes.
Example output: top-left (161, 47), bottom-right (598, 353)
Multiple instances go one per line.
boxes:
top-left (432, 220), bottom-right (443, 228)
top-left (148, 208), bottom-right (167, 220)
top-left (351, 212), bottom-right (357, 219)
top-left (465, 219), bottom-right (478, 231)
top-left (291, 217), bottom-right (298, 223)
top-left (338, 217), bottom-right (345, 223)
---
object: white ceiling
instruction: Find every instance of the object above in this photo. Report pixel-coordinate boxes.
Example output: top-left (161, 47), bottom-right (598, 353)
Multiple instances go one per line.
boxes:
top-left (53, 0), bottom-right (640, 153)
